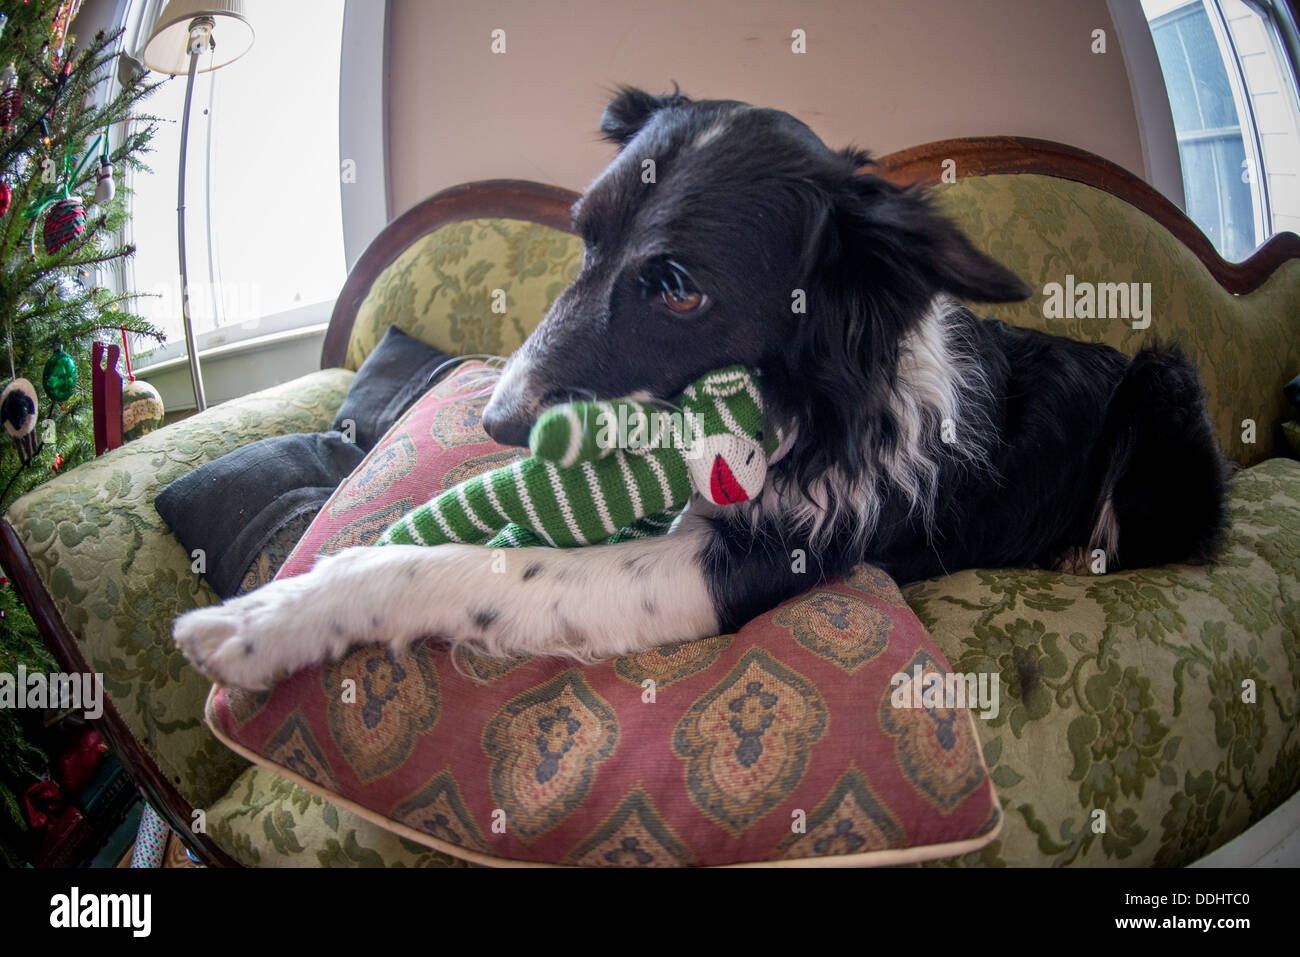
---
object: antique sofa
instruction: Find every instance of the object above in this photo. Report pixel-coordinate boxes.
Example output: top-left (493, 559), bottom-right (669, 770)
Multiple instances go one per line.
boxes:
top-left (3, 136), bottom-right (1298, 867)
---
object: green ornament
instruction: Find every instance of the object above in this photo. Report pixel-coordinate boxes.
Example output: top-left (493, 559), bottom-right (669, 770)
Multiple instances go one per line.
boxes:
top-left (42, 343), bottom-right (78, 404)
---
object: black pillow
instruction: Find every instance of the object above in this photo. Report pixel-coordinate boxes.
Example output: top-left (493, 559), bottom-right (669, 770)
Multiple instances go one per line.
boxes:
top-left (155, 325), bottom-right (454, 597)
top-left (155, 432), bottom-right (365, 598)
top-left (332, 326), bottom-right (453, 451)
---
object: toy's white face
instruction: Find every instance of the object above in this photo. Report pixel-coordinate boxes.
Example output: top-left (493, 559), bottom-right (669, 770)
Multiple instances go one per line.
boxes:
top-left (687, 432), bottom-right (767, 505)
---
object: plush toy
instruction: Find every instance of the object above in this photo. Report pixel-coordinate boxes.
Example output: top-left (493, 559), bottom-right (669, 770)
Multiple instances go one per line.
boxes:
top-left (377, 365), bottom-right (778, 549)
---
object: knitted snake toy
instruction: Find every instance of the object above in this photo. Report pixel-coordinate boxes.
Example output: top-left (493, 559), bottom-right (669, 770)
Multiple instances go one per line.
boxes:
top-left (376, 365), bottom-right (777, 549)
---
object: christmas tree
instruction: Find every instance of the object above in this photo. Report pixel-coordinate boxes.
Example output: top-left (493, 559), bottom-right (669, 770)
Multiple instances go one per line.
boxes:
top-left (0, 0), bottom-right (163, 849)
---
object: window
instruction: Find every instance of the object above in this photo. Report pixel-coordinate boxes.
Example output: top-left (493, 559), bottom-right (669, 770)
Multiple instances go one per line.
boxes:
top-left (1142, 0), bottom-right (1300, 260)
top-left (121, 0), bottom-right (347, 361)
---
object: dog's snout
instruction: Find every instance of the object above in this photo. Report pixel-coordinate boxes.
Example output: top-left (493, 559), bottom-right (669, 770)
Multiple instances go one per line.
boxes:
top-left (481, 401), bottom-right (533, 448)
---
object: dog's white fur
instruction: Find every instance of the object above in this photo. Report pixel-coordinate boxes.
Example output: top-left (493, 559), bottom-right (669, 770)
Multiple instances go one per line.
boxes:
top-left (174, 514), bottom-right (720, 690)
top-left (733, 295), bottom-right (993, 551)
top-left (173, 295), bottom-right (976, 689)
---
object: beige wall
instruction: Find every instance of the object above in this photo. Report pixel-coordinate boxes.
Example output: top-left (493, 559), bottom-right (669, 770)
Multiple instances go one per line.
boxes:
top-left (387, 0), bottom-right (1148, 215)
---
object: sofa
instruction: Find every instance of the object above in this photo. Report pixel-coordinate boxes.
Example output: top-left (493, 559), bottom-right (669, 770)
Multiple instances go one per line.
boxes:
top-left (3, 136), bottom-right (1298, 867)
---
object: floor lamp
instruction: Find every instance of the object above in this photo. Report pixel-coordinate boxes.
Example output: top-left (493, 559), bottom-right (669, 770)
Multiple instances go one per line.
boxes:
top-left (142, 1), bottom-right (254, 412)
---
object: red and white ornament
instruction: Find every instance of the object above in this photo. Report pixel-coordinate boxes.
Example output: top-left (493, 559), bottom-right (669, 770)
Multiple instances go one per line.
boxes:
top-left (43, 196), bottom-right (86, 254)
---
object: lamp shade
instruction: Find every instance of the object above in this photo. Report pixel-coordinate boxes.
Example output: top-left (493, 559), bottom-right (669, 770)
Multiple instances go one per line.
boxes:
top-left (142, 0), bottom-right (254, 75)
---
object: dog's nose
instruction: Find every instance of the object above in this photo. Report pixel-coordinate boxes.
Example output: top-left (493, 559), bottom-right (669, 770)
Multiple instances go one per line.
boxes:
top-left (480, 403), bottom-right (532, 448)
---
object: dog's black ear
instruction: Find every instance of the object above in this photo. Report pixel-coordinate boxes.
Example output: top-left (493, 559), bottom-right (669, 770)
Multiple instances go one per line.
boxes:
top-left (600, 85), bottom-right (691, 148)
top-left (842, 176), bottom-right (1032, 303)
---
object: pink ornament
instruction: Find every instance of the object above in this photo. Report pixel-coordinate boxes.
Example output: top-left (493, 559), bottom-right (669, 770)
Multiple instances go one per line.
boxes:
top-left (43, 197), bottom-right (86, 254)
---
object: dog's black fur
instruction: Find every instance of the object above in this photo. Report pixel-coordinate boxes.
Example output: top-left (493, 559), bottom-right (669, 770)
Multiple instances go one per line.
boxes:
top-left (481, 87), bottom-right (1230, 631)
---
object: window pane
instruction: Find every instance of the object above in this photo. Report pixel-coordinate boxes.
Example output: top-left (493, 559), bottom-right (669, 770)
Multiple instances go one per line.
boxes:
top-left (1180, 135), bottom-right (1256, 258)
top-left (1144, 0), bottom-right (1261, 259)
top-left (130, 0), bottom-right (346, 346)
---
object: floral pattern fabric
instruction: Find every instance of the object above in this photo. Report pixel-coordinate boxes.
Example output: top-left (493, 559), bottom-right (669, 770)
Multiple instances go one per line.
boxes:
top-left (906, 457), bottom-right (1300, 866)
top-left (344, 218), bottom-right (582, 371)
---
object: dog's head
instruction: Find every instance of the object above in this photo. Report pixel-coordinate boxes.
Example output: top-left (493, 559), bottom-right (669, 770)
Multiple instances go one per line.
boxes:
top-left (481, 86), bottom-right (1030, 450)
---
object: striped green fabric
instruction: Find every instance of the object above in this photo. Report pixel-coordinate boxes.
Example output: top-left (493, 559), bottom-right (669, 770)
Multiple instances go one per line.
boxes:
top-left (376, 366), bottom-right (775, 549)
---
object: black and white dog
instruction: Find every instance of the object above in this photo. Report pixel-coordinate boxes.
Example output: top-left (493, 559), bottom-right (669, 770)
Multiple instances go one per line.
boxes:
top-left (175, 87), bottom-right (1228, 690)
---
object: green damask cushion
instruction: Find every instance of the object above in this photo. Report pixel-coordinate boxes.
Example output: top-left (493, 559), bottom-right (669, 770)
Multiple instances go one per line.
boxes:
top-left (344, 218), bottom-right (581, 371)
top-left (904, 457), bottom-right (1300, 867)
top-left (205, 364), bottom-right (1003, 866)
top-left (933, 174), bottom-right (1300, 466)
top-left (5, 368), bottom-right (355, 811)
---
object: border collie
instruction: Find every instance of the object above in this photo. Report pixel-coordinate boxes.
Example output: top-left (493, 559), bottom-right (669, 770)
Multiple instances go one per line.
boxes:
top-left (175, 87), bottom-right (1228, 690)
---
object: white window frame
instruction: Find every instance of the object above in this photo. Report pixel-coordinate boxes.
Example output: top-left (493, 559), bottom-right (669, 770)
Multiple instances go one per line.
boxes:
top-left (1108, 0), bottom-right (1189, 209)
top-left (104, 0), bottom-right (389, 377)
top-left (1124, 0), bottom-right (1300, 255)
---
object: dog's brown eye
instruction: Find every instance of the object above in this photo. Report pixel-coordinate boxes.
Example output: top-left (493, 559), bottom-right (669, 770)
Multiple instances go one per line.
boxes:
top-left (662, 288), bottom-right (704, 313)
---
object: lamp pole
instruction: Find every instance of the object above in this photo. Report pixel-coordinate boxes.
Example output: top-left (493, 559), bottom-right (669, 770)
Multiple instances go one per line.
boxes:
top-left (176, 17), bottom-right (213, 412)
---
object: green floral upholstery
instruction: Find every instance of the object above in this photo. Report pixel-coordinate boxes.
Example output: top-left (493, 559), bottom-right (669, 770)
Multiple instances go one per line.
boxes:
top-left (933, 174), bottom-right (1300, 466)
top-left (5, 369), bottom-right (354, 810)
top-left (908, 458), bottom-right (1300, 866)
top-left (344, 218), bottom-right (582, 370)
top-left (208, 765), bottom-right (469, 868)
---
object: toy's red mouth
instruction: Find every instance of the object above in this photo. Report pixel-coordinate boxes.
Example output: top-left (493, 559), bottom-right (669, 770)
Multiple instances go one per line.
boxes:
top-left (710, 454), bottom-right (749, 503)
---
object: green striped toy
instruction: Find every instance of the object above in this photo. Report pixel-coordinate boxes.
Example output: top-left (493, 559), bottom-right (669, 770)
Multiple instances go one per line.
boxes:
top-left (376, 366), bottom-right (778, 549)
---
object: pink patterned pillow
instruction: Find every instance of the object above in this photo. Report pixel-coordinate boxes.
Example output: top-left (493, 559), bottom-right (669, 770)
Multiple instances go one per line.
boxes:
top-left (206, 361), bottom-right (1002, 866)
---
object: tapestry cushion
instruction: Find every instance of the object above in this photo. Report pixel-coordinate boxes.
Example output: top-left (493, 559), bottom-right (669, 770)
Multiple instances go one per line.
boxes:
top-left (204, 361), bottom-right (1003, 866)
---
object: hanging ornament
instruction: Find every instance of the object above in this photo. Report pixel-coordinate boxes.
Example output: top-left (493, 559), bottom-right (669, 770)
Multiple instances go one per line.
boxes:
top-left (0, 14), bottom-right (8, 43)
top-left (121, 378), bottom-right (164, 441)
top-left (94, 125), bottom-right (114, 204)
top-left (94, 158), bottom-right (114, 203)
top-left (1, 378), bottom-right (41, 465)
top-left (116, 327), bottom-right (163, 442)
top-left (43, 196), bottom-right (85, 254)
top-left (42, 343), bottom-right (77, 403)
top-left (0, 180), bottom-right (10, 218)
top-left (0, 63), bottom-right (21, 127)
top-left (26, 135), bottom-right (103, 256)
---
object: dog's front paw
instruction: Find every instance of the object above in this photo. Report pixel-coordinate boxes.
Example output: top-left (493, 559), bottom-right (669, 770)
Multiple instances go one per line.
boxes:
top-left (173, 578), bottom-right (326, 690)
